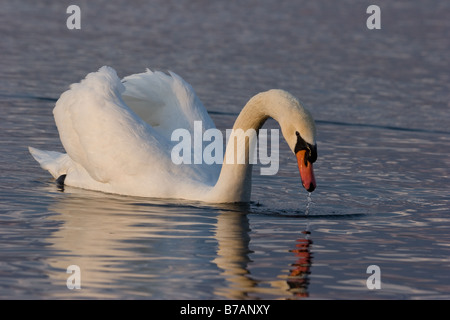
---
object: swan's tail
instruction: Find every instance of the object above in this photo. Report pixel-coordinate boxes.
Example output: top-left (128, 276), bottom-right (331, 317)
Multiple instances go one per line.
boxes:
top-left (28, 147), bottom-right (72, 179)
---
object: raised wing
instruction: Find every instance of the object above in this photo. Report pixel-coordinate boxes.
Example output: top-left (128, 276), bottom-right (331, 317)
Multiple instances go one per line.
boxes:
top-left (53, 66), bottom-right (172, 184)
top-left (121, 69), bottom-right (216, 141)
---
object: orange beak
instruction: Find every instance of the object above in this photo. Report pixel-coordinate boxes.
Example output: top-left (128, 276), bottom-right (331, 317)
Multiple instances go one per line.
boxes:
top-left (296, 150), bottom-right (316, 192)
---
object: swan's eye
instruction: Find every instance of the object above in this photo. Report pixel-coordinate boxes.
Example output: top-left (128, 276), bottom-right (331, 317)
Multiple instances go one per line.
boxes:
top-left (295, 131), bottom-right (300, 137)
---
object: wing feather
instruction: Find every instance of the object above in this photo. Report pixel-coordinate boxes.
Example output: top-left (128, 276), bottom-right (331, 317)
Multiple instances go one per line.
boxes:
top-left (121, 69), bottom-right (216, 140)
top-left (53, 66), bottom-right (171, 184)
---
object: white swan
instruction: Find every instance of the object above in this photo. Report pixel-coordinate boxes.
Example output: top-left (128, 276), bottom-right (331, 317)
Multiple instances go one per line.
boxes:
top-left (29, 66), bottom-right (317, 203)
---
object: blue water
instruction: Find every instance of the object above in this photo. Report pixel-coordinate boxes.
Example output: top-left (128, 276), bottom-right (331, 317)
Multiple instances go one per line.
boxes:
top-left (0, 0), bottom-right (449, 299)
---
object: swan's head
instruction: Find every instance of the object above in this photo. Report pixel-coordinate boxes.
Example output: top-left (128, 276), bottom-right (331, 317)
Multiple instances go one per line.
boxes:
top-left (267, 90), bottom-right (317, 192)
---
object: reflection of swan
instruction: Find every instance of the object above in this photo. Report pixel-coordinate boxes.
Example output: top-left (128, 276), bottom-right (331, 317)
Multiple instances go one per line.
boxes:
top-left (213, 209), bottom-right (255, 299)
top-left (29, 66), bottom-right (317, 203)
top-left (213, 209), bottom-right (312, 299)
top-left (45, 190), bottom-right (311, 299)
top-left (46, 191), bottom-right (164, 298)
top-left (47, 190), bottom-right (229, 298)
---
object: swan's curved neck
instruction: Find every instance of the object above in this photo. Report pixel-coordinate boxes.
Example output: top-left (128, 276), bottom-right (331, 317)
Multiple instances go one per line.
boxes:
top-left (208, 91), bottom-right (282, 203)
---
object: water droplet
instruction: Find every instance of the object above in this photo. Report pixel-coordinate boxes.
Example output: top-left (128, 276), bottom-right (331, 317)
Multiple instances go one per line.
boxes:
top-left (305, 192), bottom-right (313, 215)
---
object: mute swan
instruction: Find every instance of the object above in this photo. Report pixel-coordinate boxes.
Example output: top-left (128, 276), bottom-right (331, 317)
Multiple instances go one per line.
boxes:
top-left (29, 66), bottom-right (317, 203)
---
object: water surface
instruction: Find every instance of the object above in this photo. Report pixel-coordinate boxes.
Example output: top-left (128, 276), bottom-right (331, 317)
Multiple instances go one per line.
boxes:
top-left (0, 0), bottom-right (449, 299)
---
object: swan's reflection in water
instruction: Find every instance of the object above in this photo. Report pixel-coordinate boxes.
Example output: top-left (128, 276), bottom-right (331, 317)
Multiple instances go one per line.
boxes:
top-left (46, 188), bottom-right (312, 299)
top-left (213, 210), bottom-right (254, 299)
top-left (213, 211), bottom-right (312, 299)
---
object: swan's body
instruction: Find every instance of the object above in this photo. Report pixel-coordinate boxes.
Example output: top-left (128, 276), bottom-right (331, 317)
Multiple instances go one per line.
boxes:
top-left (29, 66), bottom-right (317, 203)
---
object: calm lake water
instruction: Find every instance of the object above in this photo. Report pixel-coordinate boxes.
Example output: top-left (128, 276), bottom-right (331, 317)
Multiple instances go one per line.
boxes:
top-left (0, 0), bottom-right (449, 299)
